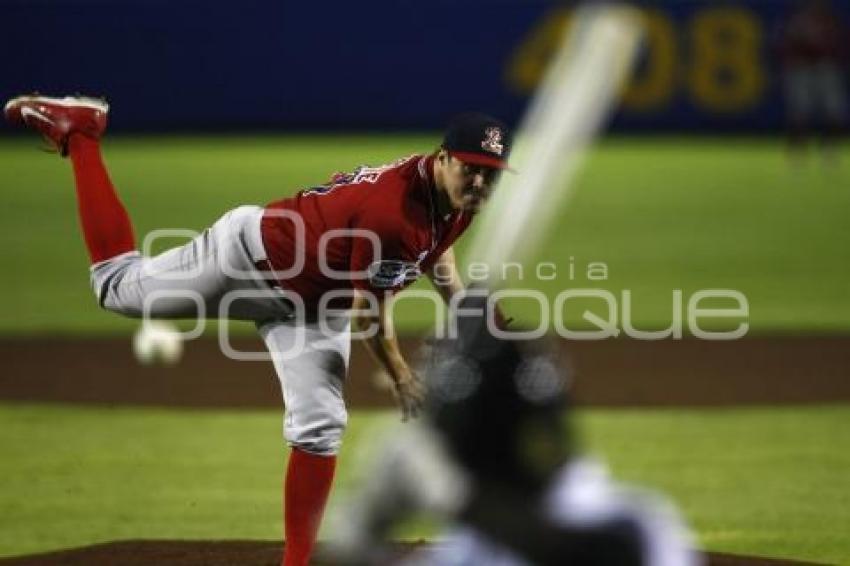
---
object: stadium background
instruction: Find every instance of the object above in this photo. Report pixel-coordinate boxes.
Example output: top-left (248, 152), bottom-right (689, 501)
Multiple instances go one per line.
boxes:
top-left (1, 1), bottom-right (848, 564)
top-left (5, 0), bottom-right (849, 131)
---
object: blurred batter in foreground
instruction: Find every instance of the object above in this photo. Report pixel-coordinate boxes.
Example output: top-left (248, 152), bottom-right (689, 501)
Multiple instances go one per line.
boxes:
top-left (332, 294), bottom-right (701, 566)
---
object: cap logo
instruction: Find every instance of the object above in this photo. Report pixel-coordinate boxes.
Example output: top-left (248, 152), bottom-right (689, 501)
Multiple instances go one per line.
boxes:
top-left (481, 127), bottom-right (504, 156)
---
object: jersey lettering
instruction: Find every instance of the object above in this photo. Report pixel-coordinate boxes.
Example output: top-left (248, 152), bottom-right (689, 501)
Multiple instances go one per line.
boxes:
top-left (302, 156), bottom-right (417, 196)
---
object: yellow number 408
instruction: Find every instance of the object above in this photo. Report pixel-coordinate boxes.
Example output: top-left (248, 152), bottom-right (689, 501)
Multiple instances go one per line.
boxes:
top-left (506, 6), bottom-right (766, 114)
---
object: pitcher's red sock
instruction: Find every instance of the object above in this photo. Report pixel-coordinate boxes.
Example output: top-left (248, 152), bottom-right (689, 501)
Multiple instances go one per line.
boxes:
top-left (283, 448), bottom-right (337, 566)
top-left (68, 134), bottom-right (136, 263)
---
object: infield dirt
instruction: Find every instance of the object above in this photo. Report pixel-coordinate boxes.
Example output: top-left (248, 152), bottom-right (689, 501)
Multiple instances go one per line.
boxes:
top-left (0, 540), bottom-right (829, 566)
top-left (1, 336), bottom-right (847, 409)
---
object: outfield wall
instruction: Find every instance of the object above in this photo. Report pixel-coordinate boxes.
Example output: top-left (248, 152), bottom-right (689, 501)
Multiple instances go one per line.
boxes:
top-left (2, 1), bottom-right (848, 132)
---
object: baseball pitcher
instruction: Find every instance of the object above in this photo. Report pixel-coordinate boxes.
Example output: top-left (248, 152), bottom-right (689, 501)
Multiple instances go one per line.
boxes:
top-left (4, 94), bottom-right (511, 566)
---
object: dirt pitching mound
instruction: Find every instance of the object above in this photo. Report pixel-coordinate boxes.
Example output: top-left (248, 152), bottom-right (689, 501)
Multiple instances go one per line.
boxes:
top-left (0, 540), bottom-right (825, 566)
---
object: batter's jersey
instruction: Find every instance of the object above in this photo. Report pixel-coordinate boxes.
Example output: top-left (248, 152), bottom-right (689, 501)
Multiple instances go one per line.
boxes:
top-left (261, 154), bottom-right (472, 309)
top-left (329, 425), bottom-right (701, 566)
top-left (401, 459), bottom-right (700, 566)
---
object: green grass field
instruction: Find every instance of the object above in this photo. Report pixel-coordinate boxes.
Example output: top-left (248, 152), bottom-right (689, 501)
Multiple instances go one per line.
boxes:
top-left (0, 135), bottom-right (848, 334)
top-left (0, 403), bottom-right (848, 563)
top-left (1, 136), bottom-right (848, 563)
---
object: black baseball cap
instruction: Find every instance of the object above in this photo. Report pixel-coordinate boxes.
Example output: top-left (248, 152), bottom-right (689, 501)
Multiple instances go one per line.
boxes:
top-left (442, 112), bottom-right (513, 170)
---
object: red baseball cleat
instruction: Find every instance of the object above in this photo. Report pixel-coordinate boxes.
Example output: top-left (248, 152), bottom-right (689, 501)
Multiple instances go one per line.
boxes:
top-left (4, 94), bottom-right (109, 157)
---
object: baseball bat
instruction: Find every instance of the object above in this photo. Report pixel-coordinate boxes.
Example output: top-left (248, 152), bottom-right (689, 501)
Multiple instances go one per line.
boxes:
top-left (465, 4), bottom-right (644, 287)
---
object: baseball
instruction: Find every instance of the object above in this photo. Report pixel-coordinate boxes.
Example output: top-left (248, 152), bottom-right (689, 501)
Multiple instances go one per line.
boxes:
top-left (132, 321), bottom-right (183, 366)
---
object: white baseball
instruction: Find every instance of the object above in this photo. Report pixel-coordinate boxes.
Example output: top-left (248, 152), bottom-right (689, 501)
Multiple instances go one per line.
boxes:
top-left (132, 321), bottom-right (184, 366)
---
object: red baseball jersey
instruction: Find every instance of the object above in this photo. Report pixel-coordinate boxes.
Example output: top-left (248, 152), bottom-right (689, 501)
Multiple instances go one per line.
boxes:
top-left (780, 7), bottom-right (846, 64)
top-left (261, 154), bottom-right (473, 309)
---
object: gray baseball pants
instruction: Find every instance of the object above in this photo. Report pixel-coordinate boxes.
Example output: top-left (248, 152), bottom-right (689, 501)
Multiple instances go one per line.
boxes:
top-left (89, 205), bottom-right (350, 455)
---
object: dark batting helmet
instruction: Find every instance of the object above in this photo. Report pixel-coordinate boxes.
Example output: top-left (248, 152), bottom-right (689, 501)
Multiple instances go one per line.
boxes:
top-left (421, 293), bottom-right (646, 566)
top-left (422, 292), bottom-right (572, 491)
